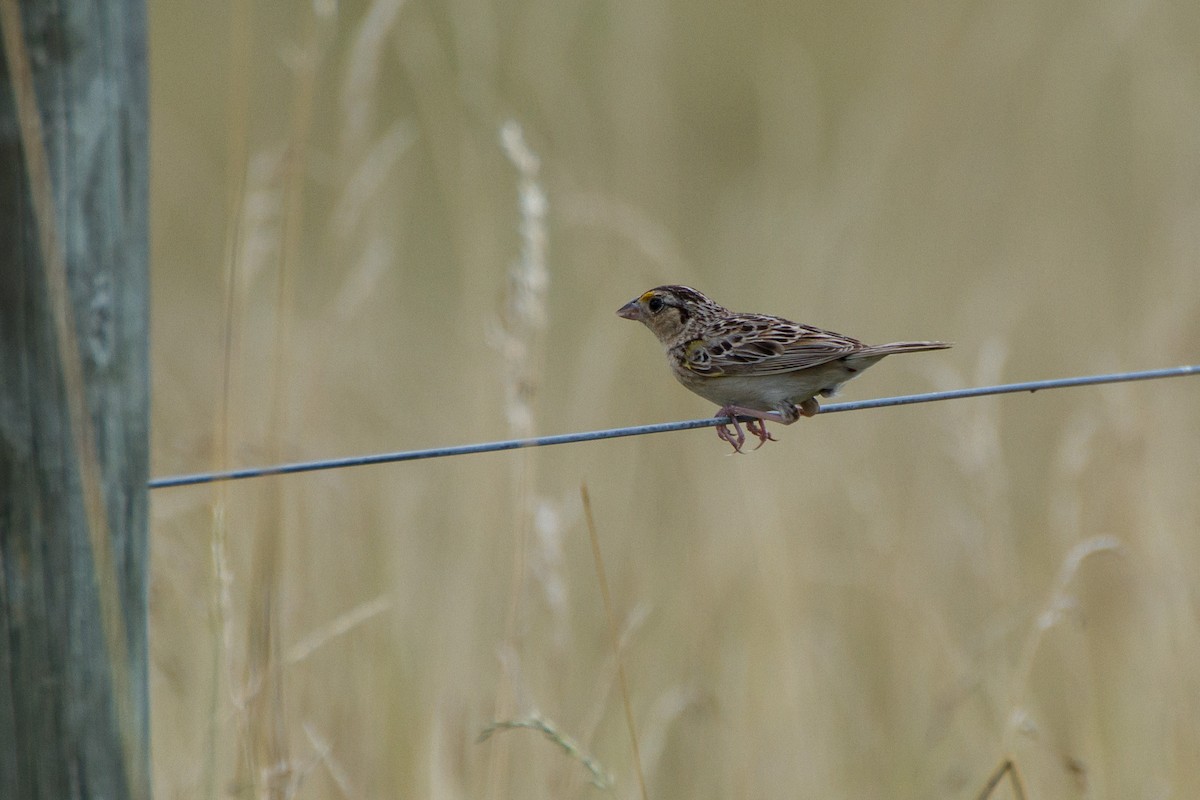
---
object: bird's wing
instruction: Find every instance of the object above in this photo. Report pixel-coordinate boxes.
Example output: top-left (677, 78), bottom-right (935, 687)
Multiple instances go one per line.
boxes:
top-left (681, 314), bottom-right (864, 376)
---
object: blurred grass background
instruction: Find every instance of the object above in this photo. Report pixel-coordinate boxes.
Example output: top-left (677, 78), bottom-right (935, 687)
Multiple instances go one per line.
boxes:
top-left (148, 0), bottom-right (1200, 797)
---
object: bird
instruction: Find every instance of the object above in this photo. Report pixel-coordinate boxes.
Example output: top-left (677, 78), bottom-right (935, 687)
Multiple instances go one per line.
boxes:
top-left (617, 285), bottom-right (950, 452)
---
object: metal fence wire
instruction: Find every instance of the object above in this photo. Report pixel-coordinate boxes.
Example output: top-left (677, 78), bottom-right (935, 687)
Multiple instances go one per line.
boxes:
top-left (149, 364), bottom-right (1199, 489)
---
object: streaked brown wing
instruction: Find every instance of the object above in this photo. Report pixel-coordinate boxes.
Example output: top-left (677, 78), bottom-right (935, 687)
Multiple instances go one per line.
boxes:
top-left (685, 315), bottom-right (864, 376)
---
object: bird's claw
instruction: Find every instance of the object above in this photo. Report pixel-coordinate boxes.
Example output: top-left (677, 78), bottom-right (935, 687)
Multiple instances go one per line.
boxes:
top-left (715, 407), bottom-right (747, 453)
top-left (745, 418), bottom-right (777, 449)
top-left (715, 407), bottom-right (779, 452)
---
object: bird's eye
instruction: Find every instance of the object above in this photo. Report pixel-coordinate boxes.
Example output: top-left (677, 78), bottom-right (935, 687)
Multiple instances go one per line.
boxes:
top-left (647, 296), bottom-right (665, 313)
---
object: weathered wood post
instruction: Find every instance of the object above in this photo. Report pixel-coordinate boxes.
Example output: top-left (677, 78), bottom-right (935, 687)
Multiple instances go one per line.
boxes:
top-left (0, 2), bottom-right (151, 798)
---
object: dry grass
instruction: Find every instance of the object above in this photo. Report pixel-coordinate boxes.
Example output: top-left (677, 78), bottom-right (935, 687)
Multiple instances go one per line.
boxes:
top-left (149, 1), bottom-right (1200, 798)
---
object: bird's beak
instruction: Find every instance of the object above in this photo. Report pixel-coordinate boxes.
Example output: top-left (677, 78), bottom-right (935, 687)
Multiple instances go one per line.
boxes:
top-left (616, 299), bottom-right (642, 320)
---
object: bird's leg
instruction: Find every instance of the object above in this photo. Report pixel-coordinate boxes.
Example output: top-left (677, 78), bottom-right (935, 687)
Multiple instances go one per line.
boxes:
top-left (717, 402), bottom-right (818, 449)
top-left (714, 406), bottom-right (747, 453)
top-left (726, 406), bottom-right (800, 424)
top-left (713, 401), bottom-right (820, 452)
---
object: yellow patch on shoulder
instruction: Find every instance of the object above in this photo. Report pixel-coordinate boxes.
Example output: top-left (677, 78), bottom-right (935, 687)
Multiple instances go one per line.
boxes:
top-left (683, 340), bottom-right (720, 374)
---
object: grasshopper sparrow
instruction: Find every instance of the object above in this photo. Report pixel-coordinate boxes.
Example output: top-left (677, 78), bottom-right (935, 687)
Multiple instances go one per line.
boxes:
top-left (617, 285), bottom-right (950, 452)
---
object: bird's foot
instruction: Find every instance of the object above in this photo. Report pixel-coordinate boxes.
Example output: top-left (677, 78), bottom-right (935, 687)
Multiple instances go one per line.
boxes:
top-left (745, 418), bottom-right (778, 449)
top-left (715, 406), bottom-right (747, 453)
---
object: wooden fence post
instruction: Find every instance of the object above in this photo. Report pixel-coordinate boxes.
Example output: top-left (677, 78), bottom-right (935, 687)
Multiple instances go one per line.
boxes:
top-left (0, 2), bottom-right (150, 798)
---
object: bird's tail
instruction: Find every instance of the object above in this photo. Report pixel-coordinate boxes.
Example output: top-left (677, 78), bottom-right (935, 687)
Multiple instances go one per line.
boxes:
top-left (855, 340), bottom-right (952, 358)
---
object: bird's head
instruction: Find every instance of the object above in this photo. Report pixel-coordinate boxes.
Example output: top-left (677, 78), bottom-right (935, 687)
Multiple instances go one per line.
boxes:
top-left (617, 285), bottom-right (724, 345)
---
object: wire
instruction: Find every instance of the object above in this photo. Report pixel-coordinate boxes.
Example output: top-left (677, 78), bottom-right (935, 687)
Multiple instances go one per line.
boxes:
top-left (149, 364), bottom-right (1200, 489)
